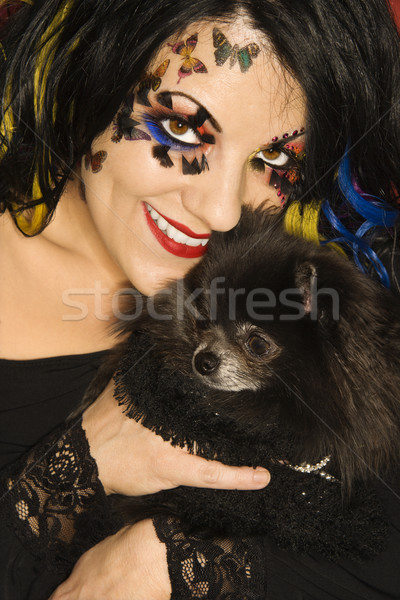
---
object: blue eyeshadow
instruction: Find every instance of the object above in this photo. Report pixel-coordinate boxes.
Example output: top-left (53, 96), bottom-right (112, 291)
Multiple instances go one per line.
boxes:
top-left (143, 115), bottom-right (200, 152)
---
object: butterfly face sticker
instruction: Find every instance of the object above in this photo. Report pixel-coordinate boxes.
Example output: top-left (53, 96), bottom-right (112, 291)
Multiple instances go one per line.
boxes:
top-left (84, 150), bottom-right (107, 173)
top-left (137, 59), bottom-right (170, 106)
top-left (213, 28), bottom-right (260, 72)
top-left (249, 130), bottom-right (305, 205)
top-left (111, 113), bottom-right (151, 143)
top-left (168, 34), bottom-right (208, 84)
top-left (111, 93), bottom-right (151, 143)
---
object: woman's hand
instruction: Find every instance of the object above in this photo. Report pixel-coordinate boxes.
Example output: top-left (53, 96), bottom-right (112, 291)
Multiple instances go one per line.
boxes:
top-left (82, 380), bottom-right (270, 496)
top-left (48, 520), bottom-right (170, 600)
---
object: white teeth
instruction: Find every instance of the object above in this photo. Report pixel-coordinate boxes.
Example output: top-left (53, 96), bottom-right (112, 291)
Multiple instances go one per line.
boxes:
top-left (157, 216), bottom-right (168, 231)
top-left (145, 203), bottom-right (209, 248)
top-left (166, 224), bottom-right (175, 239)
top-left (173, 230), bottom-right (189, 244)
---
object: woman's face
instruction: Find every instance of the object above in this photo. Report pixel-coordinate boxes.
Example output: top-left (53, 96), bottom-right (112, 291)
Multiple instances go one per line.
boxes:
top-left (80, 19), bottom-right (306, 295)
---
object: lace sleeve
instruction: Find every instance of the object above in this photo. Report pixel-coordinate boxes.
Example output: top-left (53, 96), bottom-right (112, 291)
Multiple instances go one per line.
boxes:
top-left (153, 516), bottom-right (265, 600)
top-left (0, 417), bottom-right (122, 574)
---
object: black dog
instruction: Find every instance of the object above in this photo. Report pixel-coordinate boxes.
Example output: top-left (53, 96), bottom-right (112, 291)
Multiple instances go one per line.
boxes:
top-left (77, 206), bottom-right (400, 560)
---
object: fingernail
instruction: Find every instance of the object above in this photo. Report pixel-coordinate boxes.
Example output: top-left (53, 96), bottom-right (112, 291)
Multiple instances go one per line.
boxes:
top-left (253, 468), bottom-right (270, 486)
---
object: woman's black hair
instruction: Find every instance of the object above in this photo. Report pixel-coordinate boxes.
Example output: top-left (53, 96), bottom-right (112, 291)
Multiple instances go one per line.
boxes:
top-left (0, 0), bottom-right (399, 236)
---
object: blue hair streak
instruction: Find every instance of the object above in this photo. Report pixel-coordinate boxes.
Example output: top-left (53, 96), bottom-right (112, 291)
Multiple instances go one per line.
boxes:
top-left (321, 152), bottom-right (399, 288)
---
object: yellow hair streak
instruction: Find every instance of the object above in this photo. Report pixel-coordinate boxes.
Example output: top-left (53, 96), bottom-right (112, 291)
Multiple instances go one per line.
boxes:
top-left (284, 200), bottom-right (346, 256)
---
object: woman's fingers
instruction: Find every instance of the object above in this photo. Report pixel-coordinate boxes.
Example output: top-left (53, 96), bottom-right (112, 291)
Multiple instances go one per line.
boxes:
top-left (83, 379), bottom-right (270, 496)
top-left (134, 431), bottom-right (271, 492)
top-left (165, 451), bottom-right (270, 490)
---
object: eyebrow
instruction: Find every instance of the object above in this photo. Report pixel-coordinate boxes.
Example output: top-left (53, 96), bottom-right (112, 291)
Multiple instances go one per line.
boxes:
top-left (157, 91), bottom-right (223, 133)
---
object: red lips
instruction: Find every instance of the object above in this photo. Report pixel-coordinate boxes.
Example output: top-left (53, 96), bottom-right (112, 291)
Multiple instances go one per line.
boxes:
top-left (143, 203), bottom-right (210, 259)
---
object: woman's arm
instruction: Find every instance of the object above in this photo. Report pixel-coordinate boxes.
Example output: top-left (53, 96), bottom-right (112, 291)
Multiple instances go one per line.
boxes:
top-left (0, 379), bottom-right (269, 596)
top-left (49, 518), bottom-right (265, 600)
top-left (0, 415), bottom-right (122, 575)
top-left (48, 521), bottom-right (172, 600)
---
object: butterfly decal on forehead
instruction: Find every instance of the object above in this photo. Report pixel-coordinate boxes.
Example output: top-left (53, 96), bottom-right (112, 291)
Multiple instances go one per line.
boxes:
top-left (213, 28), bottom-right (260, 72)
top-left (137, 59), bottom-right (170, 106)
top-left (168, 33), bottom-right (208, 84)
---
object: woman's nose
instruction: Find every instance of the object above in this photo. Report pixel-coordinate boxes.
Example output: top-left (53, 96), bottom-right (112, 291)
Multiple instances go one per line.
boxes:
top-left (181, 158), bottom-right (244, 232)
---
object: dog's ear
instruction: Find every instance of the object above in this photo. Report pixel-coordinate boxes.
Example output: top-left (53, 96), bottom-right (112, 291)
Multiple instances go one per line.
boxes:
top-left (294, 262), bottom-right (339, 325)
top-left (294, 262), bottom-right (317, 315)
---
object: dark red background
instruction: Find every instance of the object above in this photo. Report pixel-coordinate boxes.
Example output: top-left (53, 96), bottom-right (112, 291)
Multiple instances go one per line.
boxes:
top-left (0, 1), bottom-right (400, 29)
top-left (390, 0), bottom-right (400, 28)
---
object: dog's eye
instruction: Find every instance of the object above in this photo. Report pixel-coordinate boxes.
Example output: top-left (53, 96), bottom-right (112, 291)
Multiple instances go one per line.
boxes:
top-left (246, 334), bottom-right (271, 357)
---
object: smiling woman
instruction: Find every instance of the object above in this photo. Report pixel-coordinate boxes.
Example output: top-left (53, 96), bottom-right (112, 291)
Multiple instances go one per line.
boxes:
top-left (76, 22), bottom-right (305, 295)
top-left (0, 1), bottom-right (399, 599)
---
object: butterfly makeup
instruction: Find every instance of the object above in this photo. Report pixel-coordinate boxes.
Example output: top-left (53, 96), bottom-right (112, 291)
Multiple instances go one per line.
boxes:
top-left (84, 150), bottom-right (107, 173)
top-left (213, 28), bottom-right (260, 72)
top-left (136, 90), bottom-right (219, 175)
top-left (249, 130), bottom-right (306, 205)
top-left (137, 60), bottom-right (171, 107)
top-left (168, 34), bottom-right (208, 84)
top-left (112, 58), bottom-right (170, 143)
top-left (111, 94), bottom-right (151, 143)
top-left (112, 60), bottom-right (171, 142)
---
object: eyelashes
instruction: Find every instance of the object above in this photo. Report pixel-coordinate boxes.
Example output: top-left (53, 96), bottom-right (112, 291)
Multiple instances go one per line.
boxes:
top-left (250, 146), bottom-right (299, 171)
top-left (128, 96), bottom-right (304, 184)
top-left (255, 148), bottom-right (291, 168)
top-left (142, 107), bottom-right (216, 152)
top-left (249, 141), bottom-right (305, 205)
top-left (162, 118), bottom-right (200, 145)
top-left (144, 116), bottom-right (298, 169)
top-left (143, 110), bottom-right (208, 151)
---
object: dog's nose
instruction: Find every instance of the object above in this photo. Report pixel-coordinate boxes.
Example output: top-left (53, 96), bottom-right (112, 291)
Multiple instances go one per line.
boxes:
top-left (194, 351), bottom-right (220, 375)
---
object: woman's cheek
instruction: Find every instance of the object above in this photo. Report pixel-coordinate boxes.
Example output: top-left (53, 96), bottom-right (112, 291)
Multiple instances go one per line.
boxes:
top-left (242, 168), bottom-right (282, 211)
top-left (83, 133), bottom-right (182, 201)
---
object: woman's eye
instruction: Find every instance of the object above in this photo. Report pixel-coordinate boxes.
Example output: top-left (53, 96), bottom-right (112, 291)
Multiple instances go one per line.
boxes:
top-left (246, 334), bottom-right (272, 357)
top-left (161, 118), bottom-right (200, 145)
top-left (255, 147), bottom-right (290, 168)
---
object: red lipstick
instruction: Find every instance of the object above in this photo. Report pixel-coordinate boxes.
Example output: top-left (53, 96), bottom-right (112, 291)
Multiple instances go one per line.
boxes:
top-left (143, 203), bottom-right (209, 259)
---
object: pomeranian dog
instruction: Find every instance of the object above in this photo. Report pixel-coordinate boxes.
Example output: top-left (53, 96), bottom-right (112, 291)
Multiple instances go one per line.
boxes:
top-left (77, 206), bottom-right (400, 559)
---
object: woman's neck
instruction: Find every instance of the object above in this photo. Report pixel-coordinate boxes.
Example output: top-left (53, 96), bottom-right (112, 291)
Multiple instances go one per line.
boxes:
top-left (0, 179), bottom-right (129, 359)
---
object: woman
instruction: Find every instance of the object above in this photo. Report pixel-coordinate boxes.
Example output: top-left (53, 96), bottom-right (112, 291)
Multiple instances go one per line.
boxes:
top-left (0, 0), bottom-right (399, 599)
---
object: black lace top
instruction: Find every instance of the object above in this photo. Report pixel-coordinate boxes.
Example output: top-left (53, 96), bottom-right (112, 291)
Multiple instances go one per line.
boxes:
top-left (0, 353), bottom-right (400, 600)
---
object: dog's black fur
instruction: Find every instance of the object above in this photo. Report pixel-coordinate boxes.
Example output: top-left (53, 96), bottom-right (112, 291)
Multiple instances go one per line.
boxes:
top-left (75, 206), bottom-right (400, 559)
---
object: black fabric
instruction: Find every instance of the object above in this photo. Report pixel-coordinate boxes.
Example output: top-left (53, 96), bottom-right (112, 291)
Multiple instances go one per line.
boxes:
top-left (0, 351), bottom-right (400, 599)
top-left (154, 516), bottom-right (266, 600)
top-left (0, 351), bottom-right (266, 599)
top-left (0, 351), bottom-right (110, 600)
top-left (113, 332), bottom-right (387, 562)
top-left (0, 352), bottom-right (109, 470)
